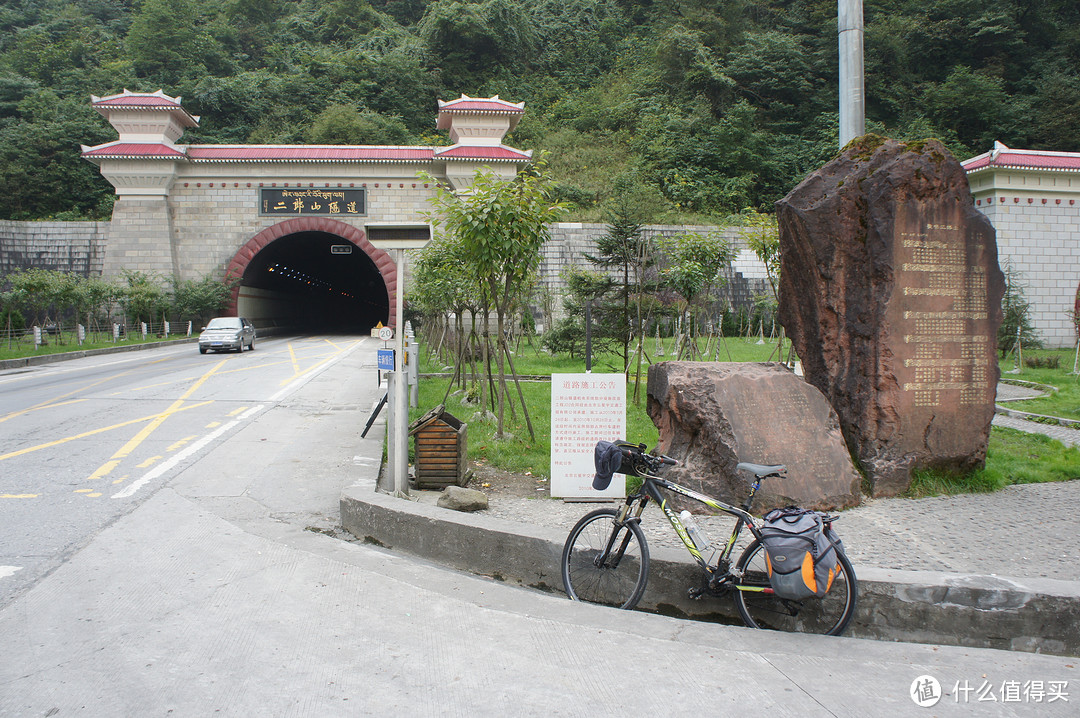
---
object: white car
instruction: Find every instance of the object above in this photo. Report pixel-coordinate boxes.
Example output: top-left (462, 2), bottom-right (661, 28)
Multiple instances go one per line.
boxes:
top-left (198, 317), bottom-right (256, 354)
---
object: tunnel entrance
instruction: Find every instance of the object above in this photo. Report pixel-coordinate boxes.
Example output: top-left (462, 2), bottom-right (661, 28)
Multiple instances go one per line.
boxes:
top-left (237, 230), bottom-right (390, 333)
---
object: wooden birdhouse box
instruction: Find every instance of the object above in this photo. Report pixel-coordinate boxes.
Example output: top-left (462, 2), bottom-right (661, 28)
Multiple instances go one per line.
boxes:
top-left (409, 405), bottom-right (468, 489)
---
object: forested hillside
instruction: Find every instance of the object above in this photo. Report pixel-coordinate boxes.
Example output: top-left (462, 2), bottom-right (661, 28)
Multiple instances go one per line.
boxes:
top-left (1, 0), bottom-right (1077, 223)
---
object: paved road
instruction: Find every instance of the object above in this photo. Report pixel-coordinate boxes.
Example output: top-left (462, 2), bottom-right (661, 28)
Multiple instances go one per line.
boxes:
top-left (0, 335), bottom-right (371, 607)
top-left (0, 342), bottom-right (1076, 715)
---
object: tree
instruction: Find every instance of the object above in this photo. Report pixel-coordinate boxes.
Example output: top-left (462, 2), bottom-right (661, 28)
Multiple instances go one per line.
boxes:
top-left (410, 234), bottom-right (484, 398)
top-left (418, 0), bottom-right (538, 89)
top-left (422, 161), bottom-right (566, 439)
top-left (0, 90), bottom-right (114, 220)
top-left (658, 230), bottom-right (735, 360)
top-left (170, 272), bottom-right (240, 326)
top-left (306, 104), bottom-right (413, 145)
top-left (998, 260), bottom-right (1041, 358)
top-left (587, 191), bottom-right (657, 401)
top-left (117, 271), bottom-right (169, 327)
top-left (126, 0), bottom-right (232, 85)
top-left (740, 208), bottom-right (785, 360)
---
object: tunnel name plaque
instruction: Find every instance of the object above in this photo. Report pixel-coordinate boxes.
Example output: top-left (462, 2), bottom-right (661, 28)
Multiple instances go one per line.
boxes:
top-left (260, 188), bottom-right (366, 216)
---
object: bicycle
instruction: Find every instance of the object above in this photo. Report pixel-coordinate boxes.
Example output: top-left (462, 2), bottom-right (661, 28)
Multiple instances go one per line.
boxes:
top-left (560, 442), bottom-right (857, 636)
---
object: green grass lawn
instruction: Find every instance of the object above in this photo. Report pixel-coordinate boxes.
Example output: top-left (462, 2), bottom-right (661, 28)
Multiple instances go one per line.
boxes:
top-left (414, 337), bottom-right (1079, 498)
top-left (0, 332), bottom-right (191, 361)
top-left (907, 425), bottom-right (1080, 497)
top-left (997, 348), bottom-right (1080, 421)
top-left (413, 336), bottom-right (790, 476)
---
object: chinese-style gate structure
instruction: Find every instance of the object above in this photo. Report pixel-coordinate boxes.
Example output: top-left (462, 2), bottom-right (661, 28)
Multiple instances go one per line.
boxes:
top-left (81, 90), bottom-right (532, 330)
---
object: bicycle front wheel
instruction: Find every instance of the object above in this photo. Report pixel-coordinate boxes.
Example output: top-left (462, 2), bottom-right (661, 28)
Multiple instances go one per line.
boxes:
top-left (733, 538), bottom-right (857, 636)
top-left (561, 509), bottom-right (650, 610)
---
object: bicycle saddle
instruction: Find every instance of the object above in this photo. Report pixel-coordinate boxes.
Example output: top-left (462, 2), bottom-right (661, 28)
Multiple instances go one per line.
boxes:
top-left (736, 462), bottom-right (787, 477)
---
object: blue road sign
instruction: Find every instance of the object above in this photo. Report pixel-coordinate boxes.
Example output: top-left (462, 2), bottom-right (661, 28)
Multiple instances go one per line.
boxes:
top-left (377, 349), bottom-right (395, 371)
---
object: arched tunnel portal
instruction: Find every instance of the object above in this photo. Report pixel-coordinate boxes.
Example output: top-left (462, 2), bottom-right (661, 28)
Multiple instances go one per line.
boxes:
top-left (225, 218), bottom-right (395, 333)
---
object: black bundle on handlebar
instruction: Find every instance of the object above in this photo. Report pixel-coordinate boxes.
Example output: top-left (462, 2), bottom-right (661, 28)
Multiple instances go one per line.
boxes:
top-left (592, 440), bottom-right (678, 490)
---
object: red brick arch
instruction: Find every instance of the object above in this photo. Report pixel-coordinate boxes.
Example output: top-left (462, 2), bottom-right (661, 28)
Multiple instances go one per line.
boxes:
top-left (223, 217), bottom-right (397, 326)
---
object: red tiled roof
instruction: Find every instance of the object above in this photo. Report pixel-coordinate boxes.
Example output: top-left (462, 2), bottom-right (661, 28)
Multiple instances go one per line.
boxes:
top-left (186, 146), bottom-right (436, 162)
top-left (963, 143), bottom-right (1080, 172)
top-left (90, 90), bottom-right (199, 127)
top-left (80, 142), bottom-right (185, 159)
top-left (437, 95), bottom-right (525, 114)
top-left (81, 141), bottom-right (532, 165)
top-left (434, 145), bottom-right (532, 162)
top-left (94, 95), bottom-right (181, 109)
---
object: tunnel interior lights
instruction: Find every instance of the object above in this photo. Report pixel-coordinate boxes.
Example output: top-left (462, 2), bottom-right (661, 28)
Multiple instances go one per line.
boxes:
top-left (266, 262), bottom-right (348, 294)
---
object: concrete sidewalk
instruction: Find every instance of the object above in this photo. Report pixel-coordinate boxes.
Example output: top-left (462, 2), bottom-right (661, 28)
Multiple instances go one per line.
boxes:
top-left (2, 345), bottom-right (1078, 715)
top-left (340, 382), bottom-right (1080, 659)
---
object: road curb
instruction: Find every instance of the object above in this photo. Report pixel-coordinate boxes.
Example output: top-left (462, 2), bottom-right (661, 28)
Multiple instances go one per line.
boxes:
top-left (0, 337), bottom-right (196, 371)
top-left (341, 483), bottom-right (1080, 656)
top-left (995, 404), bottom-right (1080, 430)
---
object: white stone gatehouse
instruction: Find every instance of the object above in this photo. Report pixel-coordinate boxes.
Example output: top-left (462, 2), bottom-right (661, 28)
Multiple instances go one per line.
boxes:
top-left (81, 90), bottom-right (531, 330)
top-left (964, 142), bottom-right (1080, 349)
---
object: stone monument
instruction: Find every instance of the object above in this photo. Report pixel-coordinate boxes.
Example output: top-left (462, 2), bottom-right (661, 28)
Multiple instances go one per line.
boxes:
top-left (776, 136), bottom-right (1005, 497)
top-left (646, 362), bottom-right (862, 511)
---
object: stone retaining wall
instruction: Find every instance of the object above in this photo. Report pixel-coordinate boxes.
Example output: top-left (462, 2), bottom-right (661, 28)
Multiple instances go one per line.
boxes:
top-left (0, 220), bottom-right (772, 316)
top-left (0, 219), bottom-right (108, 277)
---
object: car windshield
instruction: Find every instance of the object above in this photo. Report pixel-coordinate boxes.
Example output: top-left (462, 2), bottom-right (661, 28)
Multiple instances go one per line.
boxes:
top-left (206, 318), bottom-right (242, 329)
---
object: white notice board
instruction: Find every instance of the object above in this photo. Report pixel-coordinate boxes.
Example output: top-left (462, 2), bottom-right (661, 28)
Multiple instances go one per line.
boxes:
top-left (550, 373), bottom-right (626, 499)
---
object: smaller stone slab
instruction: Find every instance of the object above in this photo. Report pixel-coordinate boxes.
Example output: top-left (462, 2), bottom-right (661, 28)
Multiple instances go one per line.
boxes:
top-left (437, 485), bottom-right (488, 512)
top-left (646, 362), bottom-right (861, 511)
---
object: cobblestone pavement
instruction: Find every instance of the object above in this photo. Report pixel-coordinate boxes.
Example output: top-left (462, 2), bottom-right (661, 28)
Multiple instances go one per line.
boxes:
top-left (996, 381), bottom-right (1050, 401)
top-left (482, 402), bottom-right (1080, 585)
top-left (484, 479), bottom-right (1080, 583)
top-left (994, 413), bottom-right (1079, 447)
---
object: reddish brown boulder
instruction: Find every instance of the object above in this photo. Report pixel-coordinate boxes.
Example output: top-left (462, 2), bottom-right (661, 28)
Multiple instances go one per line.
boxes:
top-left (776, 136), bottom-right (1004, 497)
top-left (646, 362), bottom-right (862, 511)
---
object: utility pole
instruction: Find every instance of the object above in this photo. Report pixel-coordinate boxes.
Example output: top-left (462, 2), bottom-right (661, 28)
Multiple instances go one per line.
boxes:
top-left (391, 249), bottom-right (409, 496)
top-left (838, 0), bottom-right (865, 147)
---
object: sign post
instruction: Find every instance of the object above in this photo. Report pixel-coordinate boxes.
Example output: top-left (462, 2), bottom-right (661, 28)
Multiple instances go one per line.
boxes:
top-left (390, 250), bottom-right (409, 496)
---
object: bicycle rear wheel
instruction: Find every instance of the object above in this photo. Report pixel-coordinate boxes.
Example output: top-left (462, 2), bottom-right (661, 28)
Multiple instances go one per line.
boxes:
top-left (733, 538), bottom-right (857, 636)
top-left (561, 509), bottom-right (650, 610)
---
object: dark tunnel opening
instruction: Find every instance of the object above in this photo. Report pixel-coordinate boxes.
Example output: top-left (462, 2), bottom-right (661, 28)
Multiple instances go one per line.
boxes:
top-left (239, 231), bottom-right (389, 333)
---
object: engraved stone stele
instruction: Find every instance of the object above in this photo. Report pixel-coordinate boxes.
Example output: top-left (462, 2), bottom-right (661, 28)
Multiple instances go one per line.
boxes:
top-left (776, 136), bottom-right (1005, 497)
top-left (646, 362), bottom-right (862, 511)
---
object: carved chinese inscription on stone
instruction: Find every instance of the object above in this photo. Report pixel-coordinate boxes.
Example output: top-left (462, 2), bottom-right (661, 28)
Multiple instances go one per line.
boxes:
top-left (776, 136), bottom-right (1005, 497)
top-left (893, 212), bottom-right (996, 416)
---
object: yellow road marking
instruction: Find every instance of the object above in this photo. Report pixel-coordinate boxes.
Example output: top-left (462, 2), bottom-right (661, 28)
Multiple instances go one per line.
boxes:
top-left (279, 339), bottom-right (360, 387)
top-left (112, 476), bottom-right (128, 484)
top-left (0, 398), bottom-right (89, 424)
top-left (167, 436), bottom-right (196, 451)
top-left (206, 421), bottom-right (221, 428)
top-left (0, 360), bottom-right (155, 424)
top-left (74, 489), bottom-right (93, 493)
top-left (82, 359), bottom-right (228, 481)
top-left (137, 455), bottom-right (162, 468)
top-left (227, 407), bottom-right (248, 417)
top-left (0, 401), bottom-right (212, 462)
top-left (124, 360), bottom-right (288, 393)
top-left (88, 460), bottom-right (121, 480)
top-left (286, 342), bottom-right (301, 379)
top-left (1, 494), bottom-right (37, 499)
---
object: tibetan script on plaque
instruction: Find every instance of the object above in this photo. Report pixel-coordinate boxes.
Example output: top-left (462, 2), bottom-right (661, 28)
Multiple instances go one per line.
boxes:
top-left (259, 188), bottom-right (366, 216)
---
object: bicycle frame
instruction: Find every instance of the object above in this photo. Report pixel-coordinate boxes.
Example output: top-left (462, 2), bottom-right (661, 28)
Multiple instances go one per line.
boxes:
top-left (615, 472), bottom-right (765, 577)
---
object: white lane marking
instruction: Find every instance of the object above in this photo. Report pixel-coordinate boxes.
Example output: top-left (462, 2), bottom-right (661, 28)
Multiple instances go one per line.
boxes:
top-left (112, 405), bottom-right (265, 499)
top-left (0, 566), bottom-right (24, 579)
top-left (111, 337), bottom-right (367, 500)
top-left (0, 348), bottom-right (194, 385)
